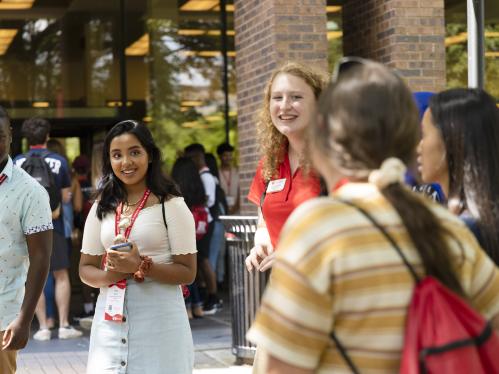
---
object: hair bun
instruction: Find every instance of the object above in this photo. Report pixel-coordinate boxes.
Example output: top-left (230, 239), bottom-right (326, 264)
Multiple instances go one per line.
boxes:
top-left (368, 158), bottom-right (406, 189)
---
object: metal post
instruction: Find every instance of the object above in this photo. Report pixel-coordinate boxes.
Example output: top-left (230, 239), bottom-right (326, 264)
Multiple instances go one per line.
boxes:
top-left (119, 0), bottom-right (128, 118)
top-left (467, 0), bottom-right (485, 88)
top-left (220, 0), bottom-right (230, 144)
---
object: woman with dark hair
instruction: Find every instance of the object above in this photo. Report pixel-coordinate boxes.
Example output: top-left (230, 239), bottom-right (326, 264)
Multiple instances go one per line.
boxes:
top-left (418, 88), bottom-right (499, 264)
top-left (171, 156), bottom-right (206, 209)
top-left (171, 156), bottom-right (207, 319)
top-left (79, 120), bottom-right (196, 373)
top-left (247, 59), bottom-right (499, 373)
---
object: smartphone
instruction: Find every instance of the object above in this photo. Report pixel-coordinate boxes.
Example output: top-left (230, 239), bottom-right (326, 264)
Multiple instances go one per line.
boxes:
top-left (109, 242), bottom-right (133, 252)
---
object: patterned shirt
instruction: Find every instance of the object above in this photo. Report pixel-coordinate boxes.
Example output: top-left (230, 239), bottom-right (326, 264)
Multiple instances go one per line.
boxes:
top-left (247, 183), bottom-right (499, 373)
top-left (0, 156), bottom-right (53, 331)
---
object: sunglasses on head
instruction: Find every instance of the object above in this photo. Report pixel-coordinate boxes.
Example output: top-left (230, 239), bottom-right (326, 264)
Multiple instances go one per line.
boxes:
top-left (331, 56), bottom-right (370, 82)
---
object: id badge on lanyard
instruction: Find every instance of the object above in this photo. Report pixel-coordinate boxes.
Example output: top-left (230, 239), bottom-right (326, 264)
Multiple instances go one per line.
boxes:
top-left (104, 189), bottom-right (150, 322)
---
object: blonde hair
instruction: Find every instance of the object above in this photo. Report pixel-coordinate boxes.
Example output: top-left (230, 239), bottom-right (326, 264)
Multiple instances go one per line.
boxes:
top-left (257, 62), bottom-right (328, 181)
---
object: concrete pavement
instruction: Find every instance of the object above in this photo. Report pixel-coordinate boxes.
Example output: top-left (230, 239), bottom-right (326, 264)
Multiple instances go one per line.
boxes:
top-left (16, 305), bottom-right (253, 373)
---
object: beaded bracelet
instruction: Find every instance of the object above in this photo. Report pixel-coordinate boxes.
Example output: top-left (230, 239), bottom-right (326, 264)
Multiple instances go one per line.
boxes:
top-left (133, 255), bottom-right (153, 283)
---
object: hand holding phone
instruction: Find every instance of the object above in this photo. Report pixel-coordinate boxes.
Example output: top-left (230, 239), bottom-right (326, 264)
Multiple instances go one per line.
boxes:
top-left (109, 242), bottom-right (133, 252)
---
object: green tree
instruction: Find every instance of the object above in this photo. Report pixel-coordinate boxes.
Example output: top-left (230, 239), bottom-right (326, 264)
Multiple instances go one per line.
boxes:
top-left (446, 23), bottom-right (499, 99)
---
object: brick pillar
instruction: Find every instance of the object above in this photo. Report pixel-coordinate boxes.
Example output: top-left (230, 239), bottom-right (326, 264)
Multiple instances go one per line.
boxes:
top-left (342, 0), bottom-right (446, 92)
top-left (234, 0), bottom-right (328, 214)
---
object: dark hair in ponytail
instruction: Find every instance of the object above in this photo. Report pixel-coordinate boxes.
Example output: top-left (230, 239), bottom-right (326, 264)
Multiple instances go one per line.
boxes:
top-left (96, 120), bottom-right (180, 219)
top-left (312, 59), bottom-right (464, 295)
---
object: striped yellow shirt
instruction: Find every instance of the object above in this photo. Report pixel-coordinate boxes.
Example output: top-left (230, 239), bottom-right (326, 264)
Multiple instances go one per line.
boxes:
top-left (247, 183), bottom-right (499, 374)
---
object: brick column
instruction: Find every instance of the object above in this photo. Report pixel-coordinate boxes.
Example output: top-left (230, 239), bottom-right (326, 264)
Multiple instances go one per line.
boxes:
top-left (234, 0), bottom-right (328, 214)
top-left (342, 0), bottom-right (446, 92)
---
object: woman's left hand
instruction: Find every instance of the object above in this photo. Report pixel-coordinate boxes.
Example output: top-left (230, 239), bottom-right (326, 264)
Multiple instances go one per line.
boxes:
top-left (258, 251), bottom-right (276, 272)
top-left (106, 242), bottom-right (141, 274)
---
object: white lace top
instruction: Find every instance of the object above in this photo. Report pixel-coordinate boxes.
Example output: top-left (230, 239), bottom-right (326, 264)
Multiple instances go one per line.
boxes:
top-left (81, 197), bottom-right (197, 263)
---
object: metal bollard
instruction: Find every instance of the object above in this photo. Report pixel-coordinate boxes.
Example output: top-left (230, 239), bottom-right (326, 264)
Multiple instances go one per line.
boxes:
top-left (220, 216), bottom-right (269, 363)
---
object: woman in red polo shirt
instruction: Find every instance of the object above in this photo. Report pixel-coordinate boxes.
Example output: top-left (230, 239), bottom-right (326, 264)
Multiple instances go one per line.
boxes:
top-left (245, 62), bottom-right (328, 272)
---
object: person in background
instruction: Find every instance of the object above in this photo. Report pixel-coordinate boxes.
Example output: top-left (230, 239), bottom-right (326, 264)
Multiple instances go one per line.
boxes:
top-left (410, 92), bottom-right (446, 204)
top-left (417, 88), bottom-right (499, 263)
top-left (217, 142), bottom-right (240, 215)
top-left (72, 154), bottom-right (97, 328)
top-left (0, 107), bottom-right (53, 373)
top-left (247, 58), bottom-right (499, 373)
top-left (72, 154), bottom-right (93, 233)
top-left (91, 142), bottom-right (103, 190)
top-left (184, 143), bottom-right (220, 314)
top-left (171, 156), bottom-right (207, 319)
top-left (44, 138), bottom-right (81, 331)
top-left (205, 152), bottom-right (228, 293)
top-left (245, 62), bottom-right (328, 272)
top-left (14, 118), bottom-right (82, 340)
top-left (47, 138), bottom-right (83, 240)
top-left (79, 120), bottom-right (196, 373)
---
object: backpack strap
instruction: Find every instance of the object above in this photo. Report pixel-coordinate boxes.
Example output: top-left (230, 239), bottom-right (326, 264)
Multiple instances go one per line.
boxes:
top-left (328, 199), bottom-right (422, 374)
top-left (330, 331), bottom-right (361, 374)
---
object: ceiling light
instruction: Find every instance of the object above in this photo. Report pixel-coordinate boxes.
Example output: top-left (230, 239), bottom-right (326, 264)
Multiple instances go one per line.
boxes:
top-left (198, 50), bottom-right (221, 57)
top-left (485, 51), bottom-right (499, 58)
top-left (181, 100), bottom-right (203, 106)
top-left (213, 4), bottom-right (235, 12)
top-left (326, 6), bottom-right (341, 13)
top-left (205, 115), bottom-right (223, 122)
top-left (180, 0), bottom-right (218, 12)
top-left (0, 29), bottom-right (18, 55)
top-left (445, 32), bottom-right (468, 46)
top-left (0, 0), bottom-right (35, 10)
top-left (178, 29), bottom-right (235, 37)
top-left (446, 31), bottom-right (499, 47)
top-left (181, 50), bottom-right (236, 58)
top-left (178, 29), bottom-right (205, 36)
top-left (327, 31), bottom-right (342, 40)
top-left (206, 30), bottom-right (235, 36)
top-left (32, 101), bottom-right (49, 108)
top-left (106, 101), bottom-right (133, 107)
top-left (126, 34), bottom-right (149, 56)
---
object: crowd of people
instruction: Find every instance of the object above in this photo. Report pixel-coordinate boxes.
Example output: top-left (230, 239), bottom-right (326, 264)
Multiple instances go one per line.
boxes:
top-left (1, 56), bottom-right (499, 374)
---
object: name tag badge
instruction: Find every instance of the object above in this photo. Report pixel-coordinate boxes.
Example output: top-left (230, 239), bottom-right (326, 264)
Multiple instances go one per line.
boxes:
top-left (266, 178), bottom-right (286, 193)
top-left (104, 279), bottom-right (127, 322)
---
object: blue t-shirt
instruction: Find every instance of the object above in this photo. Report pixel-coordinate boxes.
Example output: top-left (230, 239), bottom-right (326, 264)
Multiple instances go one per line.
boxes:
top-left (14, 148), bottom-right (71, 235)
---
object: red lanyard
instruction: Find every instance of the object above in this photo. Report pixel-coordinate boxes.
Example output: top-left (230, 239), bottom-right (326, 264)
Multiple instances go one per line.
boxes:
top-left (115, 189), bottom-right (151, 239)
top-left (0, 174), bottom-right (6, 186)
